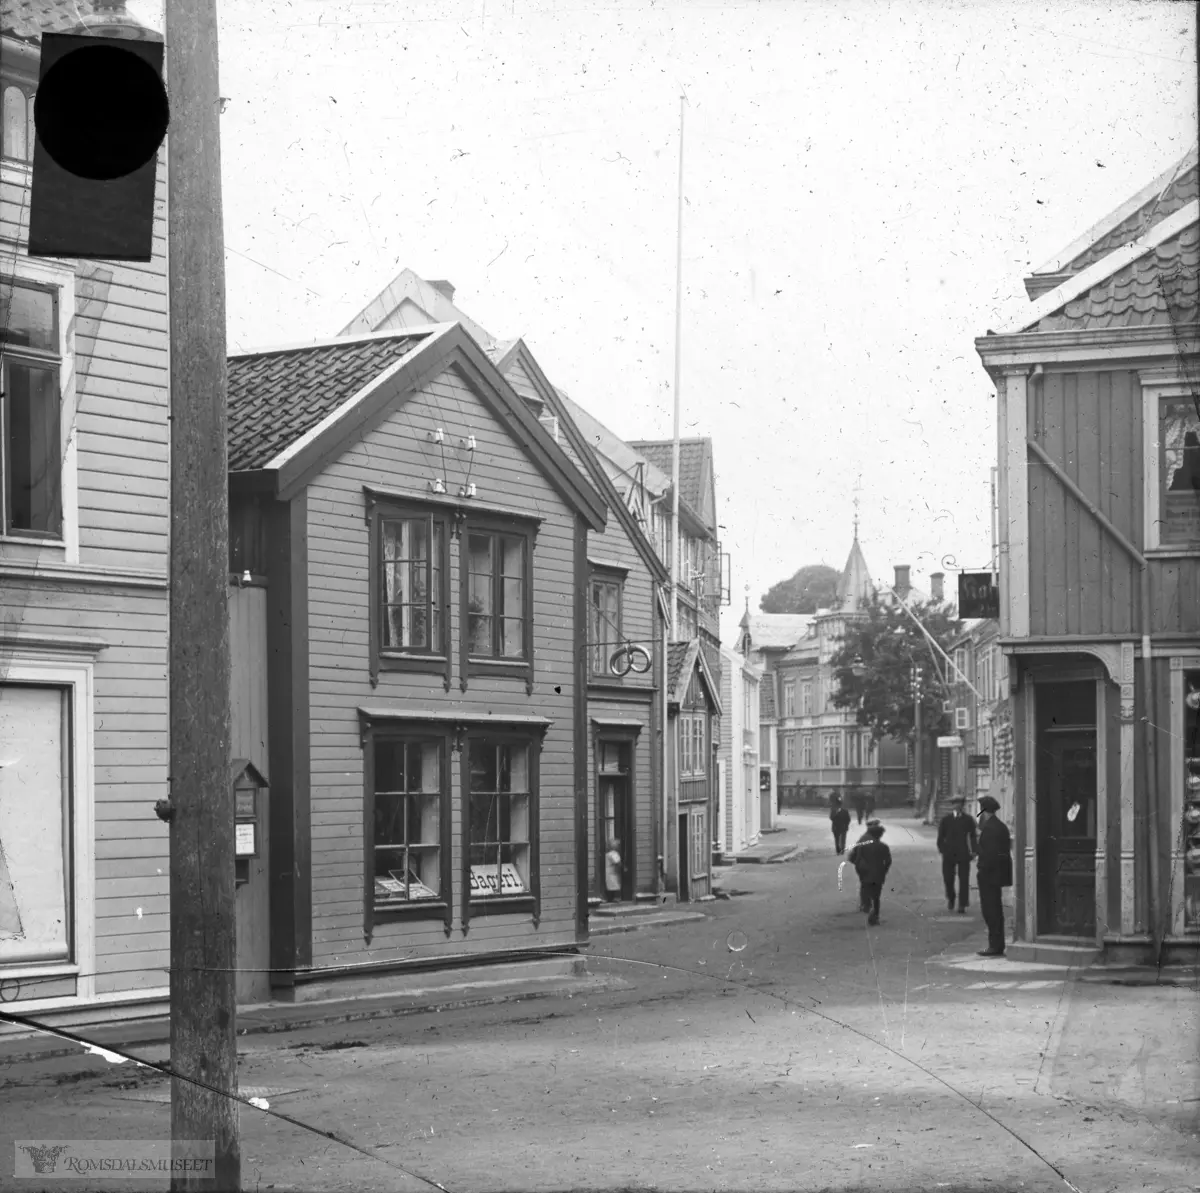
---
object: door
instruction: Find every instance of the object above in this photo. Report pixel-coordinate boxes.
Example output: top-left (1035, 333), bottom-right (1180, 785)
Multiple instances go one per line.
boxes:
top-left (677, 813), bottom-right (690, 902)
top-left (743, 763), bottom-right (756, 846)
top-left (1036, 728), bottom-right (1097, 937)
top-left (688, 806), bottom-right (710, 900)
top-left (597, 739), bottom-right (633, 900)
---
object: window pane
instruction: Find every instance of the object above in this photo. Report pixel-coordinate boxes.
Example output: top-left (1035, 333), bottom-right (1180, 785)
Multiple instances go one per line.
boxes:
top-left (5, 362), bottom-right (61, 536)
top-left (2, 87), bottom-right (28, 162)
top-left (501, 616), bottom-right (524, 658)
top-left (1162, 397), bottom-right (1200, 544)
top-left (502, 744), bottom-right (529, 793)
top-left (375, 740), bottom-right (405, 793)
top-left (467, 533), bottom-right (494, 654)
top-left (430, 523), bottom-right (444, 650)
top-left (468, 740), bottom-right (496, 792)
top-left (0, 282), bottom-right (55, 351)
top-left (381, 519), bottom-right (431, 650)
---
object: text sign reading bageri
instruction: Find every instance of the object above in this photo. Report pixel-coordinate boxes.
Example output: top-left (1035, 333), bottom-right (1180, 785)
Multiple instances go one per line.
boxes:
top-left (469, 864), bottom-right (526, 897)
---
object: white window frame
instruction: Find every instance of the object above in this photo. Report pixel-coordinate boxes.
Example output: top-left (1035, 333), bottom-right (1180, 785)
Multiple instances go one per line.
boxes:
top-left (0, 651), bottom-right (95, 1002)
top-left (1142, 367), bottom-right (1200, 556)
top-left (800, 680), bottom-right (812, 715)
top-left (783, 733), bottom-right (795, 770)
top-left (782, 680), bottom-right (795, 718)
top-left (822, 731), bottom-right (842, 768)
top-left (801, 732), bottom-right (812, 768)
top-left (0, 257), bottom-right (79, 563)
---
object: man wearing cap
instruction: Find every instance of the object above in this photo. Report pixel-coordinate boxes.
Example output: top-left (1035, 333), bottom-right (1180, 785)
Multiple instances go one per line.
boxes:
top-left (848, 822), bottom-right (891, 926)
top-left (937, 796), bottom-right (978, 914)
top-left (975, 795), bottom-right (1013, 956)
top-left (853, 818), bottom-right (883, 910)
top-left (830, 797), bottom-right (851, 855)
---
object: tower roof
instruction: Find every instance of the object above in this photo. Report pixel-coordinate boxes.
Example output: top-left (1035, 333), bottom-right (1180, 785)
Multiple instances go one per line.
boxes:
top-left (835, 535), bottom-right (874, 612)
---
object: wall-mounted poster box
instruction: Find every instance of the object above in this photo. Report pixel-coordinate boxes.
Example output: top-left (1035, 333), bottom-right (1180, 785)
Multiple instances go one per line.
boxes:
top-left (235, 821), bottom-right (257, 857)
top-left (232, 759), bottom-right (268, 861)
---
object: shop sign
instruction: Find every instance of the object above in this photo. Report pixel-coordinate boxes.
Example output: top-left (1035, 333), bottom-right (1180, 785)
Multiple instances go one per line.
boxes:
top-left (469, 863), bottom-right (526, 897)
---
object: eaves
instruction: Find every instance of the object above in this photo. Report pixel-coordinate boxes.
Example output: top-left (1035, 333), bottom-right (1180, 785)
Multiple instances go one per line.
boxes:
top-left (974, 325), bottom-right (1194, 377)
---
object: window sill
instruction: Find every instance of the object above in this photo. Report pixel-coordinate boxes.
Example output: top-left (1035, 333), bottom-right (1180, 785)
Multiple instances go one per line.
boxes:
top-left (377, 654), bottom-right (450, 673)
top-left (0, 960), bottom-right (77, 979)
top-left (372, 901), bottom-right (450, 920)
top-left (1145, 547), bottom-right (1200, 559)
top-left (467, 896), bottom-right (536, 916)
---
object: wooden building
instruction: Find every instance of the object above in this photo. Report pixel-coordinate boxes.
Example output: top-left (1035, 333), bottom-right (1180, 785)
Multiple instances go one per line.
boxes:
top-left (716, 644), bottom-right (765, 852)
top-left (0, 2), bottom-right (171, 1024)
top-left (977, 146), bottom-right (1199, 964)
top-left (226, 322), bottom-right (606, 1000)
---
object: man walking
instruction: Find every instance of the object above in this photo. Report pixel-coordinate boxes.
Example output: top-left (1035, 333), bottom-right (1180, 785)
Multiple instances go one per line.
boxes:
top-left (830, 798), bottom-right (851, 855)
top-left (937, 795), bottom-right (977, 913)
top-left (848, 822), bottom-right (891, 926)
top-left (975, 795), bottom-right (1013, 956)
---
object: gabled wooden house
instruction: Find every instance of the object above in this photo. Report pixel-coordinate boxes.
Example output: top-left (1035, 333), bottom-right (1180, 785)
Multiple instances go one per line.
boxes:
top-left (1, 1), bottom-right (171, 1025)
top-left (977, 146), bottom-right (1199, 965)
top-left (225, 322), bottom-right (606, 1000)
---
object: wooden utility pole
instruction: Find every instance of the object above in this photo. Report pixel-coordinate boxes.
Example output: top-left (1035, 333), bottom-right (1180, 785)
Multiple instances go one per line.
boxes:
top-left (164, 1), bottom-right (239, 1189)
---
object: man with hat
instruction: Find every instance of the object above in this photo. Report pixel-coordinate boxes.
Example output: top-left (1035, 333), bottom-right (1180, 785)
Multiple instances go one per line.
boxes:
top-left (937, 795), bottom-right (978, 914)
top-left (975, 795), bottom-right (1013, 956)
top-left (853, 818), bottom-right (883, 910)
top-left (848, 822), bottom-right (891, 926)
top-left (830, 796), bottom-right (851, 855)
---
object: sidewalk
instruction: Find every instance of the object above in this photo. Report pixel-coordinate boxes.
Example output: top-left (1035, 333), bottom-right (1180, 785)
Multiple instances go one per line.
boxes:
top-left (718, 807), bottom-right (832, 865)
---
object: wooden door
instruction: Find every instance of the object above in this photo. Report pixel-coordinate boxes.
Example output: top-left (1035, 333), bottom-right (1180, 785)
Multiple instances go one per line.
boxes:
top-left (688, 806), bottom-right (710, 899)
top-left (1036, 728), bottom-right (1097, 937)
top-left (597, 739), bottom-right (633, 901)
top-left (677, 814), bottom-right (690, 902)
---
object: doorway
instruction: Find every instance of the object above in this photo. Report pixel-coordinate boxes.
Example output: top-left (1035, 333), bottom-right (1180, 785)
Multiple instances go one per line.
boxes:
top-left (597, 739), bottom-right (634, 900)
top-left (677, 813), bottom-right (690, 902)
top-left (1035, 682), bottom-right (1097, 938)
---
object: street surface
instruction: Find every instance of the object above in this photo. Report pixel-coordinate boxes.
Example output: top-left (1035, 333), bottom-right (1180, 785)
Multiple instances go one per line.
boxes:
top-left (1, 811), bottom-right (1197, 1193)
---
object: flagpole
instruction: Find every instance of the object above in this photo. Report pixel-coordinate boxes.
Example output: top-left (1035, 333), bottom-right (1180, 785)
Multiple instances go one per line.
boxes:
top-left (670, 91), bottom-right (685, 641)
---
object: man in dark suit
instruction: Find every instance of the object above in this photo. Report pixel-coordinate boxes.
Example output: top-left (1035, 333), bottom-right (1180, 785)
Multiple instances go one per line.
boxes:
top-left (848, 822), bottom-right (891, 926)
top-left (937, 795), bottom-right (977, 913)
top-left (830, 798), bottom-right (851, 855)
top-left (975, 795), bottom-right (1013, 956)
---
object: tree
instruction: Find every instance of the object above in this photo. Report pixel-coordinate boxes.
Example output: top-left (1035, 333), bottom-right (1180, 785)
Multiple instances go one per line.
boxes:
top-left (828, 591), bottom-right (962, 745)
top-left (760, 564), bottom-right (840, 614)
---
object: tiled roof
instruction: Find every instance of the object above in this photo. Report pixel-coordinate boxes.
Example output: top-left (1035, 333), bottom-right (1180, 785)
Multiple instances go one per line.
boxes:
top-left (667, 641), bottom-right (692, 696)
top-left (226, 333), bottom-right (431, 472)
top-left (2, 0), bottom-right (93, 41)
top-left (628, 438), bottom-right (714, 531)
top-left (1060, 163), bottom-right (1198, 276)
top-left (743, 613), bottom-right (813, 650)
top-left (1032, 224), bottom-right (1199, 333)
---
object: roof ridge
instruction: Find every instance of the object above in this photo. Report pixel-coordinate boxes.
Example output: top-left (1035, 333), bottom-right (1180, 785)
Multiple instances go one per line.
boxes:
top-left (230, 323), bottom-right (452, 359)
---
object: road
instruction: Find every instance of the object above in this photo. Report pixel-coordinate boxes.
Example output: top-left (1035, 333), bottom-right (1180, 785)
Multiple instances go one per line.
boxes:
top-left (1, 811), bottom-right (1196, 1192)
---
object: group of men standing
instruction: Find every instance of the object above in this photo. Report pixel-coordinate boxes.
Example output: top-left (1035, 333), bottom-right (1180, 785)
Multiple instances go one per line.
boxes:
top-left (830, 792), bottom-right (1013, 956)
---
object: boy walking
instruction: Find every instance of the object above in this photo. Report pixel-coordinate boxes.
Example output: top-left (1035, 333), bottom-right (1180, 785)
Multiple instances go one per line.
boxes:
top-left (848, 822), bottom-right (891, 926)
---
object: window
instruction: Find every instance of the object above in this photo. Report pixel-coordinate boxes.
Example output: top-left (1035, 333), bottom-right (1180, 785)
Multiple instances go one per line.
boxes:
top-left (680, 713), bottom-right (706, 776)
top-left (466, 736), bottom-right (538, 912)
top-left (1, 279), bottom-right (62, 538)
top-left (783, 680), bottom-right (796, 717)
top-left (2, 85), bottom-right (34, 165)
top-left (955, 647), bottom-right (969, 687)
top-left (369, 735), bottom-right (447, 913)
top-left (1143, 372), bottom-right (1200, 552)
top-left (462, 520), bottom-right (535, 686)
top-left (801, 733), bottom-right (813, 768)
top-left (847, 732), bottom-right (861, 768)
top-left (0, 685), bottom-right (71, 963)
top-left (783, 733), bottom-right (795, 769)
top-left (589, 573), bottom-right (623, 677)
top-left (800, 681), bottom-right (812, 715)
top-left (822, 731), bottom-right (842, 768)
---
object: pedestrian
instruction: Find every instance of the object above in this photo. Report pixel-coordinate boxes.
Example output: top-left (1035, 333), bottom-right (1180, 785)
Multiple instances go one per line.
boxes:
top-left (852, 790), bottom-right (868, 825)
top-left (864, 790), bottom-right (876, 821)
top-left (604, 837), bottom-right (622, 903)
top-left (975, 796), bottom-right (1012, 956)
top-left (830, 799), bottom-right (851, 855)
top-left (848, 822), bottom-right (891, 926)
top-left (856, 816), bottom-right (881, 845)
top-left (937, 795), bottom-right (978, 914)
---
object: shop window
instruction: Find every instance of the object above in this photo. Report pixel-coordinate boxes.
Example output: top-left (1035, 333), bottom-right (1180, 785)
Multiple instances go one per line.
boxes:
top-left (1, 279), bottom-right (62, 538)
top-left (589, 572), bottom-right (623, 677)
top-left (465, 735), bottom-right (538, 917)
top-left (365, 731), bottom-right (450, 927)
top-left (463, 520), bottom-right (534, 686)
top-left (0, 685), bottom-right (71, 964)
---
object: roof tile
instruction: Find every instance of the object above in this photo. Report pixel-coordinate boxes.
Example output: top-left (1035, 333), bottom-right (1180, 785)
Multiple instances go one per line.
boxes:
top-left (227, 334), bottom-right (430, 472)
top-left (2, 0), bottom-right (94, 41)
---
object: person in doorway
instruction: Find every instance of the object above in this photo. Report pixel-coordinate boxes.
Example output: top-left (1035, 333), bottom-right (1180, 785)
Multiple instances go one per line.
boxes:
top-left (848, 822), bottom-right (891, 926)
top-left (937, 795), bottom-right (978, 913)
top-left (604, 838), bottom-right (622, 903)
top-left (830, 799), bottom-right (851, 855)
top-left (975, 796), bottom-right (1013, 956)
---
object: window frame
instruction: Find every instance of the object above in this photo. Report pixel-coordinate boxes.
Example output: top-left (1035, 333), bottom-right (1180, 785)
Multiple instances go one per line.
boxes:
top-left (361, 722), bottom-right (453, 940)
top-left (800, 680), bottom-right (812, 715)
top-left (801, 732), bottom-right (813, 769)
top-left (0, 264), bottom-right (76, 557)
top-left (783, 732), bottom-right (795, 770)
top-left (462, 728), bottom-right (542, 927)
top-left (822, 731), bottom-right (842, 768)
top-left (1143, 369), bottom-right (1200, 556)
top-left (782, 680), bottom-right (796, 717)
top-left (368, 496), bottom-right (453, 689)
top-left (587, 563), bottom-right (627, 682)
top-left (460, 515), bottom-right (536, 692)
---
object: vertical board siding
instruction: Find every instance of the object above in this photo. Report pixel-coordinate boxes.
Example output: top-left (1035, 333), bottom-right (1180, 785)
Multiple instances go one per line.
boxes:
top-left (1, 155), bottom-right (170, 1004)
top-left (1028, 370), bottom-right (1141, 638)
top-left (229, 586), bottom-right (269, 775)
top-left (304, 369), bottom-right (580, 967)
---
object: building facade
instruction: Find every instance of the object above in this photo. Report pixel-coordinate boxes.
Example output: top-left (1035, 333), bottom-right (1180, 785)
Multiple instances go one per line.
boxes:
top-left (716, 644), bottom-right (764, 853)
top-left (977, 146), bottom-right (1199, 964)
top-left (1, 2), bottom-right (172, 1023)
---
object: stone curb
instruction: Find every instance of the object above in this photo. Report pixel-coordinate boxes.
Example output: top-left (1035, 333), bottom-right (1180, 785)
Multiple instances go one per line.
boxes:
top-left (588, 911), bottom-right (709, 936)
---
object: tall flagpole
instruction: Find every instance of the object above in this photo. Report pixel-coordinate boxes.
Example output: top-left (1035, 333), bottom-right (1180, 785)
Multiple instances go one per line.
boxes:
top-left (670, 92), bottom-right (685, 641)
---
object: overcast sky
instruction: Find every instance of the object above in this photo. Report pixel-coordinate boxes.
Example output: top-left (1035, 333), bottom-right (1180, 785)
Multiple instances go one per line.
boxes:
top-left (139, 0), bottom-right (1195, 640)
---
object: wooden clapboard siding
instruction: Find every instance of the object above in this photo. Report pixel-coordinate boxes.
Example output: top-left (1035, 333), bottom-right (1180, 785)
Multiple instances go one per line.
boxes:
top-left (303, 365), bottom-right (579, 967)
top-left (0, 146), bottom-right (170, 1006)
top-left (1027, 370), bottom-right (1142, 637)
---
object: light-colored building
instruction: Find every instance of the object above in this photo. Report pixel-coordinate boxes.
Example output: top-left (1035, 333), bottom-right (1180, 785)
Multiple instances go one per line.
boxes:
top-left (717, 645), bottom-right (764, 853)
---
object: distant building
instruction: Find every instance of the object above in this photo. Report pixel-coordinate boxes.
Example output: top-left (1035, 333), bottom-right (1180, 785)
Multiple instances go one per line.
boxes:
top-left (716, 645), bottom-right (765, 853)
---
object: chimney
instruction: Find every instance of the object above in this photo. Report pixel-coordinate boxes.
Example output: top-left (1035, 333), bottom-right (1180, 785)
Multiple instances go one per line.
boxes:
top-left (930, 572), bottom-right (944, 603)
top-left (894, 565), bottom-right (911, 594)
top-left (429, 280), bottom-right (456, 302)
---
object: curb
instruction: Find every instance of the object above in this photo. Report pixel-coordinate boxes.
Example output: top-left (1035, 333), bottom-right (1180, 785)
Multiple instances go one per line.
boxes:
top-left (588, 911), bottom-right (709, 936)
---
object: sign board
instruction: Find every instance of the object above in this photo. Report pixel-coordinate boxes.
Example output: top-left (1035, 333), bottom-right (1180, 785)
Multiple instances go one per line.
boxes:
top-left (958, 572), bottom-right (1000, 620)
top-left (937, 735), bottom-right (963, 748)
top-left (374, 871), bottom-right (438, 901)
top-left (235, 821), bottom-right (257, 857)
top-left (968, 754), bottom-right (991, 769)
top-left (469, 863), bottom-right (527, 897)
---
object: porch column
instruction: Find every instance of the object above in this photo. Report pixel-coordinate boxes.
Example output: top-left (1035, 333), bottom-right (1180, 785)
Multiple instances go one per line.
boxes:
top-left (1023, 679), bottom-right (1037, 941)
top-left (1094, 677), bottom-right (1108, 940)
top-left (1119, 642), bottom-right (1137, 935)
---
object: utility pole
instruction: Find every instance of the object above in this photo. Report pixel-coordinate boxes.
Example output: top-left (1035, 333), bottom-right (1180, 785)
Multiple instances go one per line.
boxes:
top-left (164, 2), bottom-right (239, 1189)
top-left (913, 665), bottom-right (924, 823)
top-left (669, 91), bottom-right (685, 641)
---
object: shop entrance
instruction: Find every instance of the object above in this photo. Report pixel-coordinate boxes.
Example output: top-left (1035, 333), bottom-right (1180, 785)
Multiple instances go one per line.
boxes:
top-left (597, 738), bottom-right (634, 901)
top-left (1035, 682), bottom-right (1097, 938)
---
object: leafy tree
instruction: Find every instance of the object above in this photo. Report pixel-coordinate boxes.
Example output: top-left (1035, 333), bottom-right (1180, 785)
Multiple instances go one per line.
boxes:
top-left (759, 564), bottom-right (840, 614)
top-left (828, 591), bottom-right (962, 745)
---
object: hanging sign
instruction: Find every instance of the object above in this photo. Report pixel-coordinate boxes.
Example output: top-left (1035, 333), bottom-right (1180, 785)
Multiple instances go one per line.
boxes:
top-left (937, 735), bottom-right (963, 748)
top-left (958, 573), bottom-right (1000, 619)
top-left (968, 754), bottom-right (991, 769)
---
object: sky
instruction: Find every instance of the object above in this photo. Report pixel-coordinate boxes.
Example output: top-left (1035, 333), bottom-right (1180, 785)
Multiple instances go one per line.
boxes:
top-left (138, 0), bottom-right (1195, 642)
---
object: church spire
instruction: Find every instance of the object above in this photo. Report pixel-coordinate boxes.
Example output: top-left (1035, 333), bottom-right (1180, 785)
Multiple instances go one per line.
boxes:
top-left (852, 472), bottom-right (862, 541)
